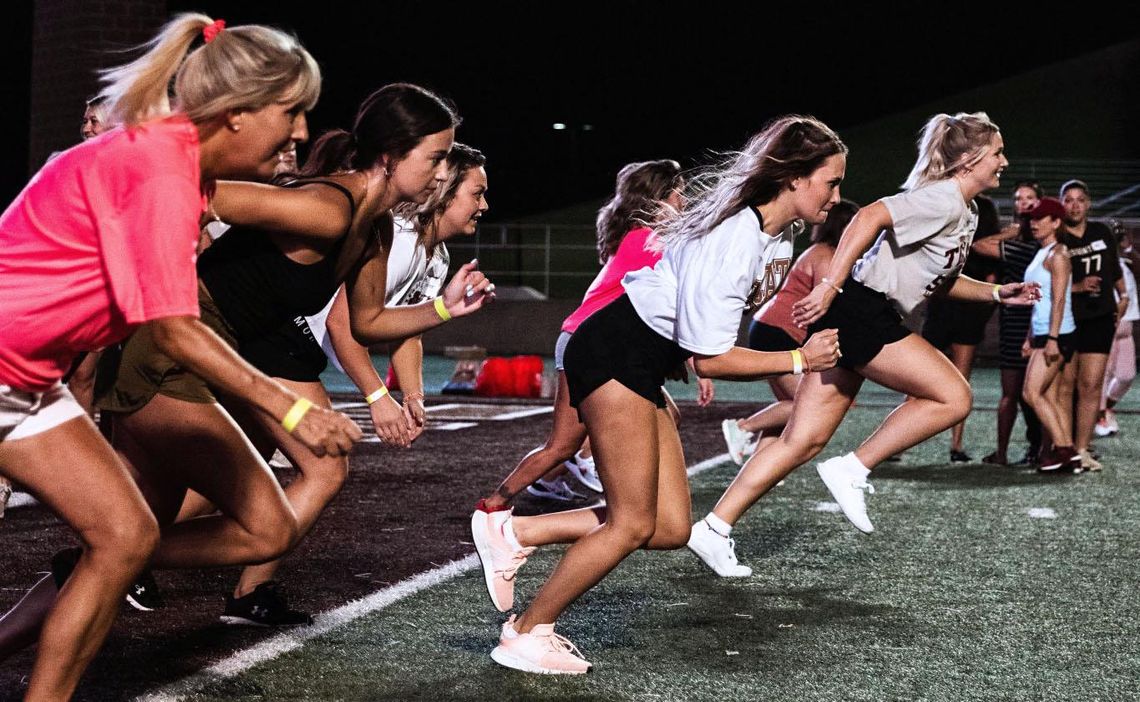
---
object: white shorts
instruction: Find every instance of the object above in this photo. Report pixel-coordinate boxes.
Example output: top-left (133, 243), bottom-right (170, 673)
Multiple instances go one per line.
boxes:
top-left (1, 383), bottom-right (87, 442)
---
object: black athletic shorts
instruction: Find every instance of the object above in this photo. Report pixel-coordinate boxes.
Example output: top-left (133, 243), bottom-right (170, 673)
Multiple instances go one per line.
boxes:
top-left (922, 297), bottom-right (995, 348)
top-left (563, 294), bottom-right (689, 414)
top-left (1030, 333), bottom-right (1076, 363)
top-left (809, 278), bottom-right (911, 370)
top-left (1071, 314), bottom-right (1115, 355)
top-left (747, 321), bottom-right (800, 352)
top-left (237, 317), bottom-right (330, 383)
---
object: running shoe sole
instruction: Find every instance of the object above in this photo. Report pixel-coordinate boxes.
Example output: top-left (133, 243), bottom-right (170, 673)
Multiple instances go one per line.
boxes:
top-left (490, 646), bottom-right (591, 675)
top-left (471, 511), bottom-right (510, 612)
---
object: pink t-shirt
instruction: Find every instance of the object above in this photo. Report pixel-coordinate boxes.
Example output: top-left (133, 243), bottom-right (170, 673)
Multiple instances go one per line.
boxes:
top-left (562, 227), bottom-right (661, 333)
top-left (0, 115), bottom-right (205, 390)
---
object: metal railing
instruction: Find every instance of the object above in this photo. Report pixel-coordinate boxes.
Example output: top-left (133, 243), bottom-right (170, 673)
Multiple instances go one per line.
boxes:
top-left (454, 159), bottom-right (1140, 300)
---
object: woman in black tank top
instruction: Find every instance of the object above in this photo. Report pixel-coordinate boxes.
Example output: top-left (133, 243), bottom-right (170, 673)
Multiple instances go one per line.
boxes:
top-left (94, 84), bottom-right (494, 627)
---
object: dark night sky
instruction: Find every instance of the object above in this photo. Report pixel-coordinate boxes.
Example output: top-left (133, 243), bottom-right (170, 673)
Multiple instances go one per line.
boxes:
top-left (5, 2), bottom-right (1138, 217)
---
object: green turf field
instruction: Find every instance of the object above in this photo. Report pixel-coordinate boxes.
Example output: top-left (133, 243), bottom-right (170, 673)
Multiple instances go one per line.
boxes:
top-left (174, 371), bottom-right (1139, 702)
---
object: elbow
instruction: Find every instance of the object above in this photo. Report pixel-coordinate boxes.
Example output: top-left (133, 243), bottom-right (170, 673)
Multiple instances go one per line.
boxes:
top-left (148, 317), bottom-right (192, 361)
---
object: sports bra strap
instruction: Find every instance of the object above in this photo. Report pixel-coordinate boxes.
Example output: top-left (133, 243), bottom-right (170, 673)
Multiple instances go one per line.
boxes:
top-left (281, 179), bottom-right (358, 220)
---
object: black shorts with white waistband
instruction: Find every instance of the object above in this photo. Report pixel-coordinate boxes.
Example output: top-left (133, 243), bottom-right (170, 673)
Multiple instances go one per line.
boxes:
top-left (563, 294), bottom-right (690, 414)
top-left (808, 278), bottom-right (911, 370)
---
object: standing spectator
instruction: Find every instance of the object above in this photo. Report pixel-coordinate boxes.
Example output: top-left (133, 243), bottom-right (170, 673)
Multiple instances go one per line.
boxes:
top-left (1096, 222), bottom-right (1138, 436)
top-left (1056, 180), bottom-right (1128, 471)
top-left (921, 194), bottom-right (1002, 462)
top-left (972, 181), bottom-right (1045, 465)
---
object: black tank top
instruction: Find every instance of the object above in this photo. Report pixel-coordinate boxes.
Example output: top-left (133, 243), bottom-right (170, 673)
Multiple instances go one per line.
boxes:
top-left (197, 180), bottom-right (356, 342)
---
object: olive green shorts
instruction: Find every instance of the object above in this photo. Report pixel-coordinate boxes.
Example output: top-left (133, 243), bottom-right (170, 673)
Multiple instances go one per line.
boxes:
top-left (94, 286), bottom-right (237, 415)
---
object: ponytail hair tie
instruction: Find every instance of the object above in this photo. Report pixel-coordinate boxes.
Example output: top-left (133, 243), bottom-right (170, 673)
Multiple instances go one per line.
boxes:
top-left (203, 19), bottom-right (226, 43)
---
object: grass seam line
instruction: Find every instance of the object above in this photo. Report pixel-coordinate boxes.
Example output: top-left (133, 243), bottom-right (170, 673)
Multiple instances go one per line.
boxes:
top-left (135, 451), bottom-right (731, 701)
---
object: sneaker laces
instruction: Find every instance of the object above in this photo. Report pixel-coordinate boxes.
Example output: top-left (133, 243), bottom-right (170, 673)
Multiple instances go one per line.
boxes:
top-left (851, 479), bottom-right (875, 495)
top-left (544, 630), bottom-right (587, 661)
top-left (496, 547), bottom-right (535, 582)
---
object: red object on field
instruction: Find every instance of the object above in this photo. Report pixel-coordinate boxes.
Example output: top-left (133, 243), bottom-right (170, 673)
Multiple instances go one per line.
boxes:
top-left (385, 365), bottom-right (400, 392)
top-left (475, 356), bottom-right (543, 398)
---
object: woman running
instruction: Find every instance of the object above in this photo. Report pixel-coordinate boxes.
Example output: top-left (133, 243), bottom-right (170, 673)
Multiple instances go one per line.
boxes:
top-left (720, 199), bottom-right (859, 468)
top-left (694, 113), bottom-right (1038, 563)
top-left (184, 139), bottom-right (492, 624)
top-left (0, 14), bottom-right (359, 700)
top-left (95, 84), bottom-right (489, 625)
top-left (1019, 197), bottom-right (1078, 472)
top-left (471, 159), bottom-right (686, 513)
top-left (472, 115), bottom-right (845, 673)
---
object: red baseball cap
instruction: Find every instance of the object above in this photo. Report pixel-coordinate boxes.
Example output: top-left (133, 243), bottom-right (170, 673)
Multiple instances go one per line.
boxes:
top-left (1029, 197), bottom-right (1065, 221)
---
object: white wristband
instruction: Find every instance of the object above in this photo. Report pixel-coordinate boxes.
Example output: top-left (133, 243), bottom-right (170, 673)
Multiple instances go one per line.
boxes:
top-left (991, 285), bottom-right (1002, 303)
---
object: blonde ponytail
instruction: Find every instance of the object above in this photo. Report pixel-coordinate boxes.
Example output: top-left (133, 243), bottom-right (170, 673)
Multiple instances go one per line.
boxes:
top-left (98, 13), bottom-right (211, 126)
top-left (902, 112), bottom-right (999, 191)
top-left (98, 13), bottom-right (320, 128)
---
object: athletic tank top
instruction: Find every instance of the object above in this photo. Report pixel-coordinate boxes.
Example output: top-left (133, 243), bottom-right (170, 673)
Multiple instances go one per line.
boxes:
top-left (1024, 242), bottom-right (1075, 337)
top-left (197, 180), bottom-right (356, 341)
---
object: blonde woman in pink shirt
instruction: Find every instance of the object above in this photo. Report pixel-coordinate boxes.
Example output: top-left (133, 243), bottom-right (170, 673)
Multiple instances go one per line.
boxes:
top-left (470, 160), bottom-right (686, 523)
top-left (0, 15), bottom-right (360, 700)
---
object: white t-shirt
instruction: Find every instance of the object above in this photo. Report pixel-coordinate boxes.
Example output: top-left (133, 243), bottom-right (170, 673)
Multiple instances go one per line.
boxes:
top-left (304, 216), bottom-right (449, 371)
top-left (851, 178), bottom-right (978, 328)
top-left (1119, 264), bottom-right (1139, 322)
top-left (623, 207), bottom-right (797, 356)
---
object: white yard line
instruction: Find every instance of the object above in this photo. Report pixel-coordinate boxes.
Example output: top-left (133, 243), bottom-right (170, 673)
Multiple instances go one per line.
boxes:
top-left (137, 452), bottom-right (731, 701)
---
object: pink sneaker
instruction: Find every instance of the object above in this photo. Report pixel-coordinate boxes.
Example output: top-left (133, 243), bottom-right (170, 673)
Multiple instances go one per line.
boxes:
top-left (491, 615), bottom-right (592, 674)
top-left (471, 508), bottom-right (534, 612)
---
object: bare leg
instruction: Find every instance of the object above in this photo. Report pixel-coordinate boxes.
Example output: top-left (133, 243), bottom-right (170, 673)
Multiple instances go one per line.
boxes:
top-left (1021, 351), bottom-right (1071, 447)
top-left (0, 417), bottom-right (159, 702)
top-left (852, 335), bottom-right (973, 468)
top-left (993, 367), bottom-right (1025, 462)
top-left (711, 367), bottom-right (863, 525)
top-left (513, 384), bottom-right (689, 632)
top-left (737, 374), bottom-right (799, 435)
top-left (947, 343), bottom-right (977, 452)
top-left (1073, 352), bottom-right (1109, 451)
top-left (0, 575), bottom-right (56, 661)
top-left (483, 372), bottom-right (587, 509)
top-left (114, 395), bottom-right (298, 570)
top-left (220, 380), bottom-right (347, 597)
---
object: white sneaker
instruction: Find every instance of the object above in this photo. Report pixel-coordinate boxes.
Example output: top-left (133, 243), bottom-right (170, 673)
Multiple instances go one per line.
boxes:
top-left (526, 475), bottom-right (587, 502)
top-left (816, 456), bottom-right (875, 533)
top-left (565, 452), bottom-right (603, 493)
top-left (686, 520), bottom-right (752, 577)
top-left (722, 420), bottom-right (754, 466)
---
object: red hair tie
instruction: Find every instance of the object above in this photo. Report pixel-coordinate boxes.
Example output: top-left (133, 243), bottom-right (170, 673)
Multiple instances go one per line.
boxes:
top-left (203, 19), bottom-right (226, 43)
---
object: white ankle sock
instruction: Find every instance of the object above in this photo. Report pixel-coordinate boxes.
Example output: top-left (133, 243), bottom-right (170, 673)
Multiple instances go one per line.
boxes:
top-left (845, 452), bottom-right (871, 478)
top-left (704, 512), bottom-right (733, 537)
top-left (502, 517), bottom-right (524, 551)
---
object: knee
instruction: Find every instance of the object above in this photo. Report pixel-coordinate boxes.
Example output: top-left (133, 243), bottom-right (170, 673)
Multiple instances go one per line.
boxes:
top-left (87, 509), bottom-right (160, 569)
top-left (608, 517), bottom-right (656, 551)
top-left (646, 519), bottom-right (690, 550)
top-left (248, 507), bottom-right (300, 562)
top-left (943, 382), bottom-right (973, 423)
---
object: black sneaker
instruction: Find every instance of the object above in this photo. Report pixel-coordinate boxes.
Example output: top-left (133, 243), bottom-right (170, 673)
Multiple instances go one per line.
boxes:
top-left (949, 450), bottom-right (972, 463)
top-left (1013, 448), bottom-right (1039, 467)
top-left (50, 547), bottom-right (82, 589)
top-left (220, 581), bottom-right (313, 627)
top-left (126, 570), bottom-right (163, 611)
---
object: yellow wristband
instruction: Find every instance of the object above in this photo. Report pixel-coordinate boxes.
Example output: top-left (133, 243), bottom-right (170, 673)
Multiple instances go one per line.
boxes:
top-left (433, 296), bottom-right (452, 322)
top-left (365, 386), bottom-right (389, 405)
top-left (281, 397), bottom-right (313, 433)
top-left (790, 349), bottom-right (804, 375)
top-left (991, 284), bottom-right (1002, 303)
